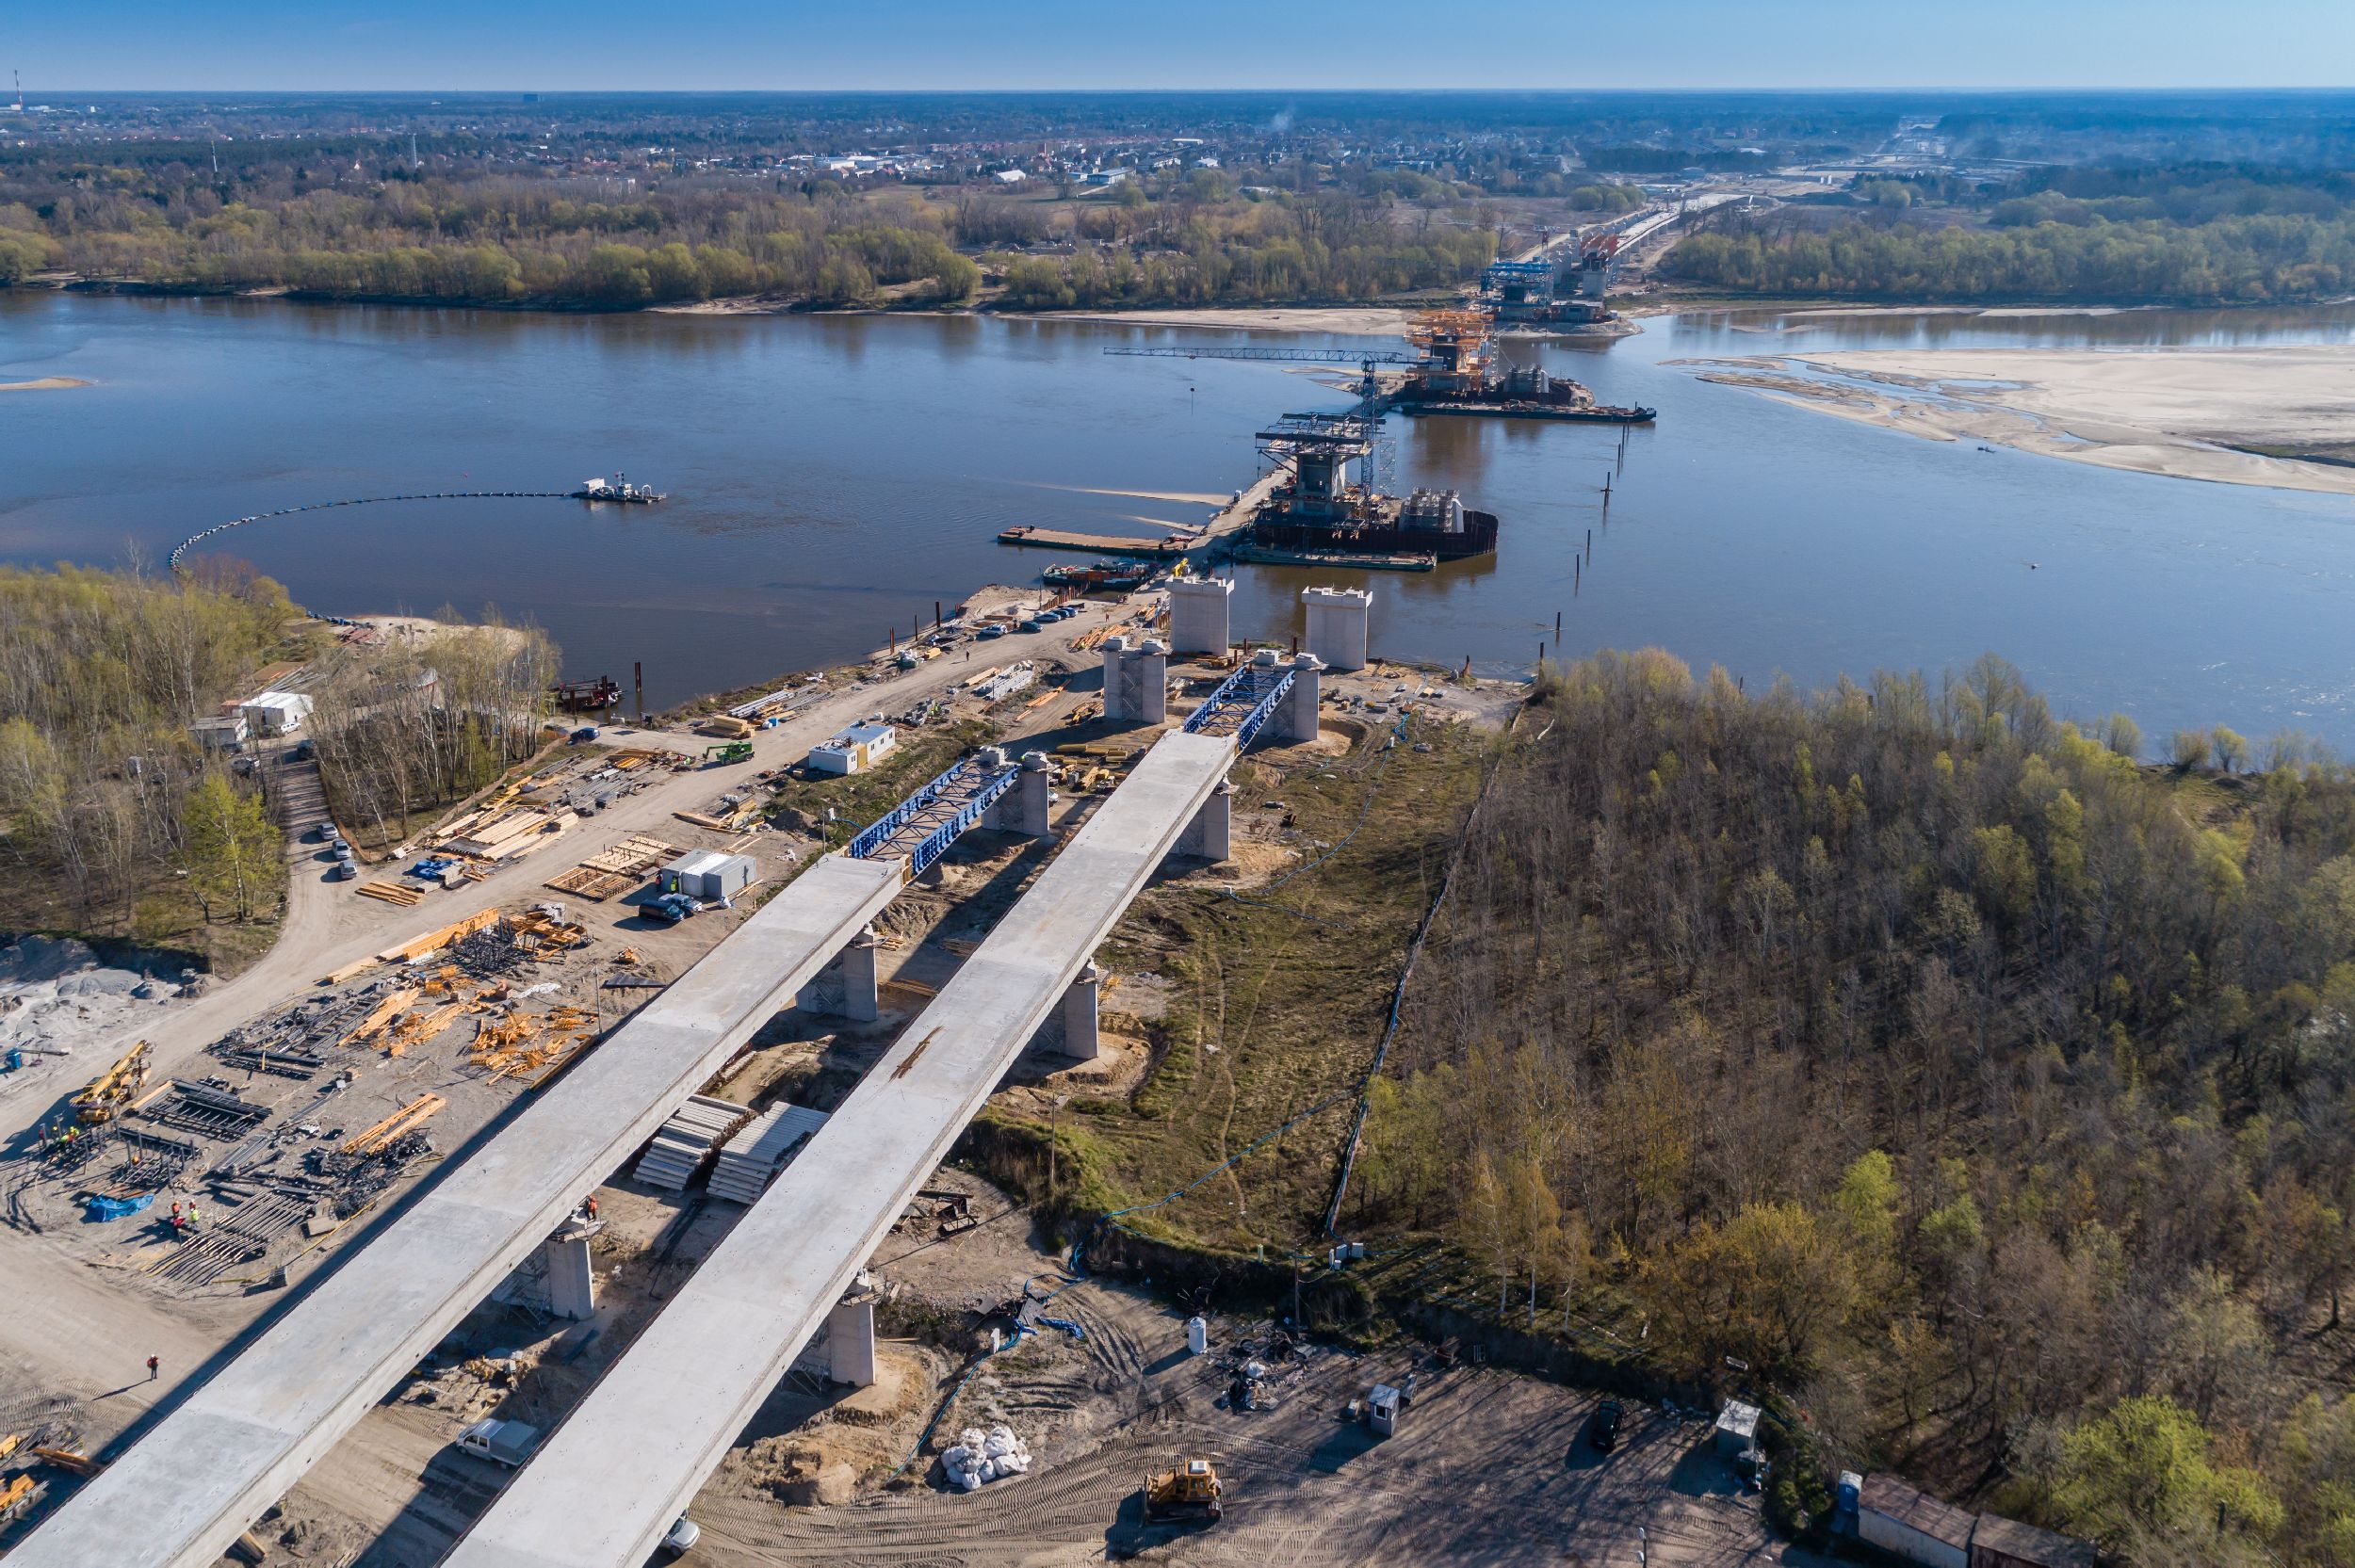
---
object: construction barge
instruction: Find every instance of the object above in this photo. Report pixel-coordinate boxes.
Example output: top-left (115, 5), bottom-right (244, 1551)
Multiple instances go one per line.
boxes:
top-left (1389, 311), bottom-right (1654, 422)
top-left (1228, 542), bottom-right (1435, 573)
top-left (997, 525), bottom-right (1192, 560)
top-left (1244, 412), bottom-right (1499, 564)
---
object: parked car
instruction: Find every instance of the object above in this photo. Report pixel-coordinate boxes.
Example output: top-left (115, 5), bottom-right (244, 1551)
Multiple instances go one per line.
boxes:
top-left (1590, 1398), bottom-right (1623, 1452)
top-left (660, 1515), bottom-right (702, 1557)
top-left (977, 623), bottom-right (1006, 640)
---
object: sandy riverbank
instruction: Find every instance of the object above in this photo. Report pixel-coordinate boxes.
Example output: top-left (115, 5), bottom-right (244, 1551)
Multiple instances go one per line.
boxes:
top-left (1672, 345), bottom-right (2355, 495)
top-left (0, 376), bottom-right (92, 391)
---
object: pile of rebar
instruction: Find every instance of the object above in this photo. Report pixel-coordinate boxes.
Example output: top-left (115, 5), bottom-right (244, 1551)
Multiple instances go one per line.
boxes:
top-left (148, 1188), bottom-right (318, 1287)
top-left (215, 1043), bottom-right (325, 1079)
top-left (139, 1081), bottom-right (270, 1140)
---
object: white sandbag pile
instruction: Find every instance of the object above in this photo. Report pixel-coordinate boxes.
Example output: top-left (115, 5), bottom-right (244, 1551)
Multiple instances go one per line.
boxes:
top-left (942, 1425), bottom-right (1031, 1491)
top-left (631, 1094), bottom-right (749, 1190)
top-left (707, 1103), bottom-right (831, 1204)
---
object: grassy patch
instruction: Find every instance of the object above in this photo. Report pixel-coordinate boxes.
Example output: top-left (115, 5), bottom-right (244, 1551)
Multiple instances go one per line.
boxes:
top-left (765, 719), bottom-right (998, 846)
top-left (1006, 715), bottom-right (1492, 1255)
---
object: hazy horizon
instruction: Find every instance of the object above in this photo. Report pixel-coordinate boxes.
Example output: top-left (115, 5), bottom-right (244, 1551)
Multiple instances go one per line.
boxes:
top-left (8, 0), bottom-right (2353, 95)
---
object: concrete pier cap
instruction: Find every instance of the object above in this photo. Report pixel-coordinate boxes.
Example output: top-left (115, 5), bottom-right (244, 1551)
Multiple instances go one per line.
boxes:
top-left (977, 745), bottom-right (1007, 768)
top-left (1168, 575), bottom-right (1235, 656)
top-left (1301, 585), bottom-right (1372, 671)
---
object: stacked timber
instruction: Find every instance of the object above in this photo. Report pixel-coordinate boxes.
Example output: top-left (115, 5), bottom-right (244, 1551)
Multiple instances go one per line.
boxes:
top-left (445, 806), bottom-right (577, 862)
top-left (632, 1095), bottom-right (750, 1190)
top-left (707, 1104), bottom-right (832, 1204)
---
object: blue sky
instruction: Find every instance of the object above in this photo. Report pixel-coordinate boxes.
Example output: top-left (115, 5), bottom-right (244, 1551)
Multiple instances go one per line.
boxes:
top-left (9, 0), bottom-right (2354, 91)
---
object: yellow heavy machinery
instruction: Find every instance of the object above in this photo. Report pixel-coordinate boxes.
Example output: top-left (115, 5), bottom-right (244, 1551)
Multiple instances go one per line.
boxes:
top-left (1141, 1457), bottom-right (1223, 1523)
top-left (71, 1042), bottom-right (153, 1123)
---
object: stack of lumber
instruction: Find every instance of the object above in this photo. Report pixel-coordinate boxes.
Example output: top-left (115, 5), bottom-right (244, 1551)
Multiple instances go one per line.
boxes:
top-left (507, 909), bottom-right (589, 951)
top-left (340, 988), bottom-right (421, 1047)
top-left (632, 1095), bottom-right (750, 1190)
top-left (707, 1103), bottom-right (832, 1204)
top-left (377, 909), bottom-right (502, 965)
top-left (544, 833), bottom-right (676, 900)
top-left (343, 1093), bottom-right (445, 1155)
top-left (444, 806), bottom-right (577, 862)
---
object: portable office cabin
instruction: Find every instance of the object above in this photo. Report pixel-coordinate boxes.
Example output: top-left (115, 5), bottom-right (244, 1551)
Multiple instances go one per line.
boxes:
top-left (658, 850), bottom-right (755, 902)
top-left (240, 689), bottom-right (314, 736)
top-left (806, 721), bottom-right (897, 776)
top-left (1970, 1514), bottom-right (2098, 1568)
top-left (1859, 1475), bottom-right (1976, 1568)
top-left (189, 714), bottom-right (250, 752)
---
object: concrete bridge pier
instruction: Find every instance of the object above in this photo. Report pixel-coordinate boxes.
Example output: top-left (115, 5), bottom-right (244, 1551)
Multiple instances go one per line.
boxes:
top-left (825, 1285), bottom-right (879, 1387)
top-left (543, 1229), bottom-right (598, 1321)
top-left (987, 750), bottom-right (1055, 836)
top-left (1177, 779), bottom-right (1233, 861)
top-left (1280, 654), bottom-right (1324, 742)
top-left (804, 926), bottom-right (882, 1021)
top-left (1102, 637), bottom-right (1169, 726)
top-left (1061, 962), bottom-right (1103, 1060)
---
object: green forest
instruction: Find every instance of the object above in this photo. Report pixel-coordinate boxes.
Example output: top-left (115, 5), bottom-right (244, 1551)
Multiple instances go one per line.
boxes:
top-left (1665, 165), bottom-right (2355, 303)
top-left (0, 566), bottom-right (558, 965)
top-left (0, 565), bottom-right (300, 954)
top-left (1359, 651), bottom-right (2355, 1566)
top-left (0, 149), bottom-right (1500, 309)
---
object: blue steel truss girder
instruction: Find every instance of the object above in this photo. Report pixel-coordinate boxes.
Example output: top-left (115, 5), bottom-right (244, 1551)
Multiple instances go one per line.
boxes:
top-left (1183, 664), bottom-right (1295, 751)
top-left (846, 757), bottom-right (1019, 874)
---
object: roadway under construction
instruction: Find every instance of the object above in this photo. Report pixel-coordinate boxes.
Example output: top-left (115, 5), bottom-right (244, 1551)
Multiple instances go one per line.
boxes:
top-left (10, 649), bottom-right (1321, 1568)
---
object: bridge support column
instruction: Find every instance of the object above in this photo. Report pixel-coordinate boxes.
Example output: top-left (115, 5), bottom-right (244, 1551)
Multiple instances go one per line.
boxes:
top-left (1279, 654), bottom-right (1323, 743)
top-left (1014, 751), bottom-right (1054, 835)
top-left (1168, 576), bottom-right (1233, 657)
top-left (543, 1235), bottom-right (596, 1321)
top-left (826, 1293), bottom-right (878, 1388)
top-left (1061, 962), bottom-right (1103, 1061)
top-left (808, 926), bottom-right (881, 1021)
top-left (1178, 779), bottom-right (1232, 862)
top-left (1302, 586), bottom-right (1372, 671)
top-left (1102, 637), bottom-right (1169, 727)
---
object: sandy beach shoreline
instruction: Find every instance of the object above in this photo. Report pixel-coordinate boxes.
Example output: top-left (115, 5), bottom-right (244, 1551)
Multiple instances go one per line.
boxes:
top-left (0, 376), bottom-right (92, 391)
top-left (1671, 344), bottom-right (2355, 495)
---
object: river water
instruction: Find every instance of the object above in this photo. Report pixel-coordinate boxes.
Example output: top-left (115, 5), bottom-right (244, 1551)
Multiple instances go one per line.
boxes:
top-left (4, 292), bottom-right (2353, 748)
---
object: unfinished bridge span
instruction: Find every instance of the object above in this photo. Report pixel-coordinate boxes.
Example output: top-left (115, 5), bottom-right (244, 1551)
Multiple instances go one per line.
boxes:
top-left (4, 749), bottom-right (1052, 1568)
top-left (440, 659), bottom-right (1321, 1568)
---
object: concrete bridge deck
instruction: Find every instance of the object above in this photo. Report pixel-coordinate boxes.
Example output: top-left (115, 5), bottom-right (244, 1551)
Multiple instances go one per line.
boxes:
top-left (440, 731), bottom-right (1240, 1568)
top-left (8, 853), bottom-right (905, 1568)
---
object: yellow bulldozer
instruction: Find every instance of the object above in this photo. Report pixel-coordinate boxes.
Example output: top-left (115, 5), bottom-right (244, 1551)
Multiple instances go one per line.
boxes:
top-left (1141, 1457), bottom-right (1223, 1524)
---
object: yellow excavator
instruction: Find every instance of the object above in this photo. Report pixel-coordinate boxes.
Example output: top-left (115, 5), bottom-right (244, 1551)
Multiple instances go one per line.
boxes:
top-left (1141, 1457), bottom-right (1223, 1524)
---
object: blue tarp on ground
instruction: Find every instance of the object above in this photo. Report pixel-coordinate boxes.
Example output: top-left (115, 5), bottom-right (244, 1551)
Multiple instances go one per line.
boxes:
top-left (86, 1192), bottom-right (154, 1222)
